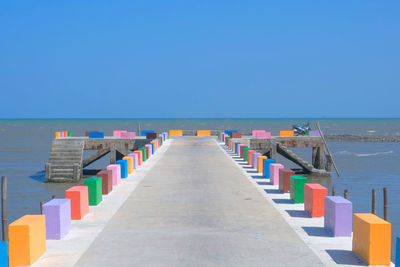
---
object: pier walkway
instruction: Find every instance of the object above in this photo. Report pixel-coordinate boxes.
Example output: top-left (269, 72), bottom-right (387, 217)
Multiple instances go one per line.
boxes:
top-left (75, 137), bottom-right (322, 266)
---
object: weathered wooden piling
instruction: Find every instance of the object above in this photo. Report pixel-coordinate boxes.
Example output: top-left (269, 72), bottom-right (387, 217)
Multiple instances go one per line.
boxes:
top-left (372, 189), bottom-right (376, 215)
top-left (332, 186), bottom-right (336, 196)
top-left (1, 176), bottom-right (7, 241)
top-left (344, 189), bottom-right (348, 199)
top-left (383, 187), bottom-right (388, 221)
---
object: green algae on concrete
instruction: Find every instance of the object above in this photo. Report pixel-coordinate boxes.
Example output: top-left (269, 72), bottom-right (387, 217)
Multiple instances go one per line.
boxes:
top-left (290, 175), bottom-right (308, 203)
top-left (83, 177), bottom-right (102, 206)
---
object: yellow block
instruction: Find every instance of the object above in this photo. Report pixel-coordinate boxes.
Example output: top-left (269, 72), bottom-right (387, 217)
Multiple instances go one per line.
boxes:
top-left (169, 130), bottom-right (183, 136)
top-left (9, 215), bottom-right (46, 267)
top-left (55, 132), bottom-right (60, 139)
top-left (123, 156), bottom-right (134, 174)
top-left (352, 213), bottom-right (391, 266)
top-left (197, 130), bottom-right (211, 136)
top-left (257, 156), bottom-right (268, 173)
top-left (280, 130), bottom-right (294, 137)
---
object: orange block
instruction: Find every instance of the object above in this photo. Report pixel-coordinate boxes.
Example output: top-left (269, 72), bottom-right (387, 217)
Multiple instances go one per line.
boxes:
top-left (55, 132), bottom-right (60, 139)
top-left (304, 183), bottom-right (327, 217)
top-left (248, 150), bottom-right (256, 165)
top-left (232, 141), bottom-right (238, 153)
top-left (123, 156), bottom-right (134, 174)
top-left (9, 215), bottom-right (46, 267)
top-left (352, 213), bottom-right (391, 266)
top-left (257, 156), bottom-right (268, 173)
top-left (197, 130), bottom-right (211, 136)
top-left (65, 186), bottom-right (89, 220)
top-left (169, 130), bottom-right (183, 136)
top-left (134, 150), bottom-right (143, 165)
top-left (280, 130), bottom-right (294, 137)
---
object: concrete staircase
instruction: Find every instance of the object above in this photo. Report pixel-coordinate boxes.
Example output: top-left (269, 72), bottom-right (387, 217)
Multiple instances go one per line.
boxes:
top-left (45, 139), bottom-right (84, 182)
top-left (276, 143), bottom-right (326, 175)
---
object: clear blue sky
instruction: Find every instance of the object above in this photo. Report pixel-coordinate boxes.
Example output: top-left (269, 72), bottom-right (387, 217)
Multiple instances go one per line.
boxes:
top-left (0, 1), bottom-right (399, 118)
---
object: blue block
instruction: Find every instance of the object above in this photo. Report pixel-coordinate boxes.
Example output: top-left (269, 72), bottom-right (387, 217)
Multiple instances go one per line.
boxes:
top-left (235, 142), bottom-right (240, 154)
top-left (0, 241), bottom-right (8, 267)
top-left (224, 130), bottom-right (239, 135)
top-left (117, 159), bottom-right (128, 178)
top-left (396, 236), bottom-right (400, 267)
top-left (262, 159), bottom-right (275, 178)
top-left (141, 130), bottom-right (155, 136)
top-left (150, 143), bottom-right (155, 154)
top-left (89, 132), bottom-right (104, 139)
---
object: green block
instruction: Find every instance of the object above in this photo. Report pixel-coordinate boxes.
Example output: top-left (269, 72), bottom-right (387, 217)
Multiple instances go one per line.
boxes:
top-left (83, 176), bottom-right (102, 206)
top-left (67, 131), bottom-right (71, 137)
top-left (139, 148), bottom-right (147, 162)
top-left (289, 175), bottom-right (308, 203)
top-left (244, 148), bottom-right (252, 162)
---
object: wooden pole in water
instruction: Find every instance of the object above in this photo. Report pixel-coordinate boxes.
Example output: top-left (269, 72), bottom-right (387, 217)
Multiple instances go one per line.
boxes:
top-left (52, 195), bottom-right (56, 199)
top-left (372, 189), bottom-right (376, 215)
top-left (1, 176), bottom-right (7, 241)
top-left (332, 186), bottom-right (336, 196)
top-left (383, 187), bottom-right (388, 221)
top-left (316, 121), bottom-right (340, 177)
top-left (40, 201), bottom-right (44, 215)
top-left (344, 189), bottom-right (348, 199)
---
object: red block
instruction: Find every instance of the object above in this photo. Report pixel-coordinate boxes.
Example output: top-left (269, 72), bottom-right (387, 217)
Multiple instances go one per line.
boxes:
top-left (96, 170), bottom-right (113, 195)
top-left (65, 186), bottom-right (89, 220)
top-left (230, 132), bottom-right (242, 138)
top-left (304, 184), bottom-right (328, 217)
top-left (133, 150), bottom-right (142, 165)
top-left (279, 168), bottom-right (295, 193)
top-left (240, 145), bottom-right (248, 159)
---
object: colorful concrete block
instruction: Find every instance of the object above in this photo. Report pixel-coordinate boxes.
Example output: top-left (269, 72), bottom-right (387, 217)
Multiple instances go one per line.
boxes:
top-left (128, 153), bottom-right (139, 169)
top-left (85, 130), bottom-right (98, 136)
top-left (240, 145), bottom-right (248, 159)
top-left (141, 130), bottom-right (155, 136)
top-left (139, 148), bottom-right (147, 162)
top-left (396, 236), bottom-right (400, 267)
top-left (255, 132), bottom-right (271, 139)
top-left (107, 164), bottom-right (121, 186)
top-left (324, 196), bottom-right (352, 237)
top-left (113, 130), bottom-right (127, 137)
top-left (122, 156), bottom-right (134, 174)
top-left (67, 131), bottom-right (71, 137)
top-left (279, 168), bottom-right (295, 193)
top-left (252, 130), bottom-right (266, 136)
top-left (146, 132), bottom-right (158, 139)
top-left (309, 130), bottom-right (321, 137)
top-left (248, 150), bottom-right (256, 165)
top-left (169, 130), bottom-right (183, 136)
top-left (65, 186), bottom-right (89, 220)
top-left (280, 130), bottom-right (294, 137)
top-left (145, 144), bottom-right (152, 157)
top-left (270, 163), bottom-right (284, 185)
top-left (197, 130), bottom-right (211, 136)
top-left (225, 130), bottom-right (238, 135)
top-left (117, 159), bottom-right (128, 178)
top-left (42, 199), bottom-right (71, 240)
top-left (96, 170), bottom-right (113, 194)
top-left (149, 142), bottom-right (155, 153)
top-left (121, 132), bottom-right (136, 139)
top-left (289, 175), bottom-right (308, 203)
top-left (60, 131), bottom-right (64, 138)
top-left (133, 150), bottom-right (143, 165)
top-left (83, 177), bottom-right (102, 206)
top-left (89, 132), bottom-right (104, 138)
top-left (230, 132), bottom-right (242, 138)
top-left (252, 153), bottom-right (261, 169)
top-left (352, 213), bottom-right (391, 266)
top-left (9, 215), bottom-right (46, 267)
top-left (243, 147), bottom-right (251, 161)
top-left (304, 184), bottom-right (328, 217)
top-left (257, 156), bottom-right (268, 174)
top-left (262, 158), bottom-right (275, 178)
top-left (55, 132), bottom-right (60, 139)
top-left (0, 241), bottom-right (7, 267)
top-left (237, 144), bottom-right (245, 157)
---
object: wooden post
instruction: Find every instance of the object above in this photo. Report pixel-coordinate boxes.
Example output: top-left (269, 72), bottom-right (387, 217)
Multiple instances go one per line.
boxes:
top-left (52, 195), bottom-right (56, 199)
top-left (332, 186), bottom-right (336, 196)
top-left (316, 121), bottom-right (340, 177)
top-left (372, 189), bottom-right (376, 215)
top-left (383, 187), bottom-right (388, 221)
top-left (1, 176), bottom-right (7, 241)
top-left (344, 189), bottom-right (348, 199)
top-left (40, 201), bottom-right (44, 215)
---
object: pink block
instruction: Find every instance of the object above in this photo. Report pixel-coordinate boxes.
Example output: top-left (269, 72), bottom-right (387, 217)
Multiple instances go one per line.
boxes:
top-left (252, 130), bottom-right (266, 136)
top-left (270, 163), bottom-right (284, 185)
top-left (113, 130), bottom-right (127, 137)
top-left (145, 144), bottom-right (152, 156)
top-left (107, 164), bottom-right (121, 186)
top-left (255, 132), bottom-right (271, 139)
top-left (120, 132), bottom-right (136, 139)
top-left (237, 144), bottom-right (245, 157)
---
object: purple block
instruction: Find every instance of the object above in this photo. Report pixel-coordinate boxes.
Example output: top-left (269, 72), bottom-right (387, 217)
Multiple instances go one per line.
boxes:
top-left (128, 153), bottom-right (139, 169)
top-left (309, 130), bottom-right (322, 137)
top-left (42, 198), bottom-right (71, 240)
top-left (252, 153), bottom-right (261, 169)
top-left (324, 196), bottom-right (353, 237)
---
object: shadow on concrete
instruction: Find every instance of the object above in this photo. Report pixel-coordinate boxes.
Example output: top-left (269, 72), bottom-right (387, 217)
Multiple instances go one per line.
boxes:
top-left (239, 163), bottom-right (249, 166)
top-left (246, 170), bottom-right (258, 174)
top-left (242, 166), bottom-right (253, 169)
top-left (285, 209), bottom-right (310, 218)
top-left (302, 226), bottom-right (331, 237)
top-left (272, 198), bottom-right (293, 204)
top-left (30, 171), bottom-right (45, 183)
top-left (264, 189), bottom-right (281, 194)
top-left (325, 250), bottom-right (367, 266)
top-left (256, 181), bottom-right (269, 185)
